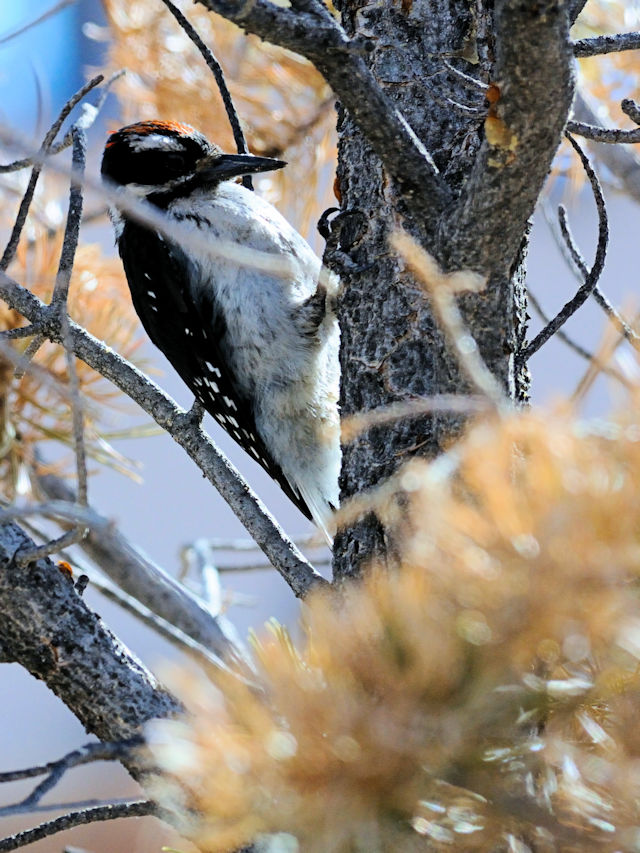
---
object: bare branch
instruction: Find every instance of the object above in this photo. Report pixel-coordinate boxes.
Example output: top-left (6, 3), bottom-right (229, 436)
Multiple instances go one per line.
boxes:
top-left (47, 70), bottom-right (126, 159)
top-left (158, 0), bottom-right (253, 189)
top-left (556, 204), bottom-right (640, 351)
top-left (573, 31), bottom-right (640, 58)
top-left (18, 505), bottom-right (246, 666)
top-left (50, 128), bottom-right (85, 311)
top-left (15, 529), bottom-right (87, 568)
top-left (0, 741), bottom-right (142, 809)
top-left (568, 0), bottom-right (587, 24)
top-left (0, 520), bottom-right (180, 757)
top-left (56, 129), bottom-right (88, 507)
top-left (442, 0), bottom-right (574, 276)
top-left (0, 75), bottom-right (103, 270)
top-left (0, 801), bottom-right (156, 852)
top-left (521, 133), bottom-right (609, 361)
top-left (0, 71), bottom-right (121, 173)
top-left (84, 568), bottom-right (242, 669)
top-left (571, 90), bottom-right (640, 206)
top-left (0, 326), bottom-right (39, 341)
top-left (12, 127), bottom-right (90, 567)
top-left (12, 333), bottom-right (44, 379)
top-left (179, 539), bottom-right (223, 613)
top-left (528, 289), bottom-right (632, 389)
top-left (527, 290), bottom-right (594, 363)
top-left (621, 98), bottom-right (640, 125)
top-left (0, 337), bottom-right (78, 404)
top-left (540, 195), bottom-right (640, 360)
top-left (194, 0), bottom-right (449, 214)
top-left (10, 474), bottom-right (253, 666)
top-left (566, 119), bottom-right (640, 144)
top-left (179, 534), bottom-right (331, 579)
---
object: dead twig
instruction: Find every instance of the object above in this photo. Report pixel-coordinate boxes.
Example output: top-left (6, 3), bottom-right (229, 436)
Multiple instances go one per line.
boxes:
top-left (158, 0), bottom-right (253, 189)
top-left (0, 75), bottom-right (103, 270)
top-left (521, 133), bottom-right (609, 361)
top-left (0, 801), bottom-right (156, 852)
top-left (14, 127), bottom-right (90, 567)
top-left (573, 31), bottom-right (640, 58)
top-left (556, 205), bottom-right (640, 352)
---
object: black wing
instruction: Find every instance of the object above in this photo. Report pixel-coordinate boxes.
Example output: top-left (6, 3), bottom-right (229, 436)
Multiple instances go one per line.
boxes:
top-left (118, 218), bottom-right (312, 520)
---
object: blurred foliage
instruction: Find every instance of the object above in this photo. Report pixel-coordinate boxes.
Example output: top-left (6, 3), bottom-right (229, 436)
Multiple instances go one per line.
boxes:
top-left (0, 178), bottom-right (146, 495)
top-left (151, 401), bottom-right (640, 852)
top-left (575, 0), bottom-right (640, 121)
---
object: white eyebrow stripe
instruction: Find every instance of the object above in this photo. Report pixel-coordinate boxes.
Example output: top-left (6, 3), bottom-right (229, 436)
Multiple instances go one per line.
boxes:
top-left (132, 133), bottom-right (184, 152)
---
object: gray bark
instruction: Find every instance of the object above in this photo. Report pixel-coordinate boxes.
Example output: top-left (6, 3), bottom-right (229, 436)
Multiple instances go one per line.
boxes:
top-left (328, 0), bottom-right (574, 578)
top-left (0, 521), bottom-right (180, 778)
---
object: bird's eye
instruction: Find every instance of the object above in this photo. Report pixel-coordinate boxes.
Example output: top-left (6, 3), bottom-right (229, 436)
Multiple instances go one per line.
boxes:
top-left (162, 152), bottom-right (186, 167)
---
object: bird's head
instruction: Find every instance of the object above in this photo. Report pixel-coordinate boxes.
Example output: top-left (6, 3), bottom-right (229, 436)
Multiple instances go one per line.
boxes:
top-left (101, 120), bottom-right (286, 200)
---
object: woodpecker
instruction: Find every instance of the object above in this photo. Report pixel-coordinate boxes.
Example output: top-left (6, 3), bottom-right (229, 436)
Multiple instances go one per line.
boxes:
top-left (101, 120), bottom-right (340, 539)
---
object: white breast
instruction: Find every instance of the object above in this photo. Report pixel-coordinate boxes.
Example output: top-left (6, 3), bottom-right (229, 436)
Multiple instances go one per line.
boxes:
top-left (168, 182), bottom-right (341, 537)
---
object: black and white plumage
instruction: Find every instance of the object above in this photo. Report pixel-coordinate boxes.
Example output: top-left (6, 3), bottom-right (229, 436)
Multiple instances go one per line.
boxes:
top-left (101, 120), bottom-right (340, 539)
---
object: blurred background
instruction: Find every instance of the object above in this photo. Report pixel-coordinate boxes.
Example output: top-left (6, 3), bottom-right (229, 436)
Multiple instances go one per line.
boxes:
top-left (0, 0), bottom-right (639, 849)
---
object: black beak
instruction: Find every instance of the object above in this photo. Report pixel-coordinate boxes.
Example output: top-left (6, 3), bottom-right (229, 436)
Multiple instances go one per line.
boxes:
top-left (197, 153), bottom-right (287, 182)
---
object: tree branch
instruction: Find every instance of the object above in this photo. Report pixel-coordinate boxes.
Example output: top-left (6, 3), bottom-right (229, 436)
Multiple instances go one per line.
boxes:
top-left (441, 0), bottom-right (574, 276)
top-left (0, 75), bottom-right (103, 269)
top-left (566, 119), bottom-right (640, 144)
top-left (0, 801), bottom-right (156, 852)
top-left (158, 0), bottom-right (253, 190)
top-left (21, 469), bottom-right (252, 666)
top-left (0, 270), bottom-right (326, 598)
top-left (0, 71), bottom-right (122, 174)
top-left (568, 0), bottom-right (587, 24)
top-left (12, 128), bottom-right (91, 567)
top-left (573, 31), bottom-right (640, 58)
top-left (0, 520), bottom-right (180, 762)
top-left (0, 741), bottom-right (143, 812)
top-left (193, 0), bottom-right (450, 214)
top-left (522, 133), bottom-right (609, 361)
top-left (556, 204), bottom-right (640, 351)
top-left (571, 89), bottom-right (640, 203)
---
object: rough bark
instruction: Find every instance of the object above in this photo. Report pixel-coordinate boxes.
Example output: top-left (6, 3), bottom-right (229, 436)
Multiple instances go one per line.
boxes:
top-left (329, 0), bottom-right (574, 579)
top-left (0, 520), bottom-right (179, 778)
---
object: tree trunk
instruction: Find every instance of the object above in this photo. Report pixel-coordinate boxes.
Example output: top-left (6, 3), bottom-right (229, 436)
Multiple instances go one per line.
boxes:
top-left (330, 0), bottom-right (574, 579)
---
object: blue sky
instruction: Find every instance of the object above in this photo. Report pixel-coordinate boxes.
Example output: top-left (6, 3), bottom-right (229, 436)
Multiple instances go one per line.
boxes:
top-left (0, 0), bottom-right (104, 134)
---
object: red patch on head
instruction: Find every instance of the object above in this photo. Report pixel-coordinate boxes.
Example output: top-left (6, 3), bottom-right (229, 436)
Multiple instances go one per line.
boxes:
top-left (105, 120), bottom-right (196, 148)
